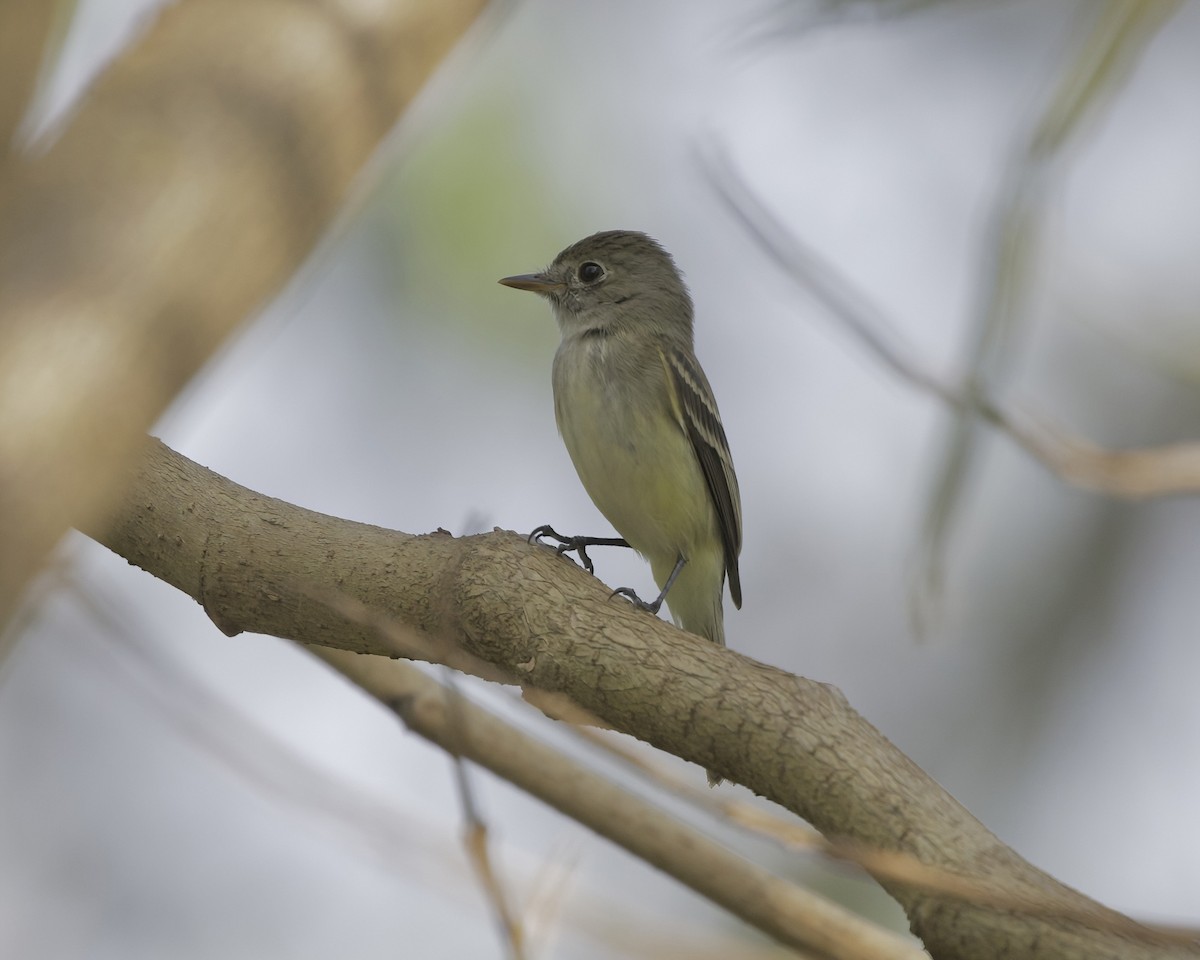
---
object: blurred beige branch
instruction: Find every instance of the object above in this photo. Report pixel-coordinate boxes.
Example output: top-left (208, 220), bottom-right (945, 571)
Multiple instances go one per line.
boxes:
top-left (0, 0), bottom-right (488, 632)
top-left (700, 140), bottom-right (1200, 501)
top-left (316, 649), bottom-right (922, 960)
top-left (913, 0), bottom-right (1182, 622)
top-left (59, 562), bottom-right (785, 960)
top-left (80, 436), bottom-right (1198, 960)
top-left (0, 1), bottom-right (70, 161)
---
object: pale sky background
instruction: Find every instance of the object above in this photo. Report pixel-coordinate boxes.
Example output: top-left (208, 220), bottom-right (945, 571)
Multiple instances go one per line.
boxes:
top-left (3, 1), bottom-right (1200, 957)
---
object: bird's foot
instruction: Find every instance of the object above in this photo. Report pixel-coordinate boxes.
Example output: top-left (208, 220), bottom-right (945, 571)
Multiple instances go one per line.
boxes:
top-left (528, 525), bottom-right (629, 575)
top-left (609, 585), bottom-right (664, 616)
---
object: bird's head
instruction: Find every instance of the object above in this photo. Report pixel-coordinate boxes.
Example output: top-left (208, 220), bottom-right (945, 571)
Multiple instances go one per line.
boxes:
top-left (500, 230), bottom-right (694, 339)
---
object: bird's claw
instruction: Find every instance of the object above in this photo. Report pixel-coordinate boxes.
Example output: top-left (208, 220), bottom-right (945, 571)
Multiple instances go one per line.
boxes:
top-left (528, 527), bottom-right (633, 576)
top-left (528, 525), bottom-right (564, 546)
top-left (609, 586), bottom-right (663, 616)
top-left (528, 525), bottom-right (596, 574)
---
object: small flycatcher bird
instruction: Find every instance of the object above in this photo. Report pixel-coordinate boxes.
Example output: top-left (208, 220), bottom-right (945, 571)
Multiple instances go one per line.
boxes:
top-left (499, 230), bottom-right (742, 648)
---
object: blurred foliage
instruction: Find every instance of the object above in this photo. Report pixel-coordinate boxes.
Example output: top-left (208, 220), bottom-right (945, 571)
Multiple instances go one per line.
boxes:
top-left (376, 89), bottom-right (572, 356)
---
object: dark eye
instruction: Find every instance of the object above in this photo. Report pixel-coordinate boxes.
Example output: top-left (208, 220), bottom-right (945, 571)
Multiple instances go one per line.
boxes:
top-left (578, 261), bottom-right (604, 283)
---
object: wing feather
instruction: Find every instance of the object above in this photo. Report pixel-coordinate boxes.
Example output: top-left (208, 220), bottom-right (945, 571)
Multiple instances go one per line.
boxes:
top-left (661, 347), bottom-right (743, 608)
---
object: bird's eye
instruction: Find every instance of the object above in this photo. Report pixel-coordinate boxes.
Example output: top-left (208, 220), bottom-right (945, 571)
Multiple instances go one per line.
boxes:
top-left (578, 261), bottom-right (604, 283)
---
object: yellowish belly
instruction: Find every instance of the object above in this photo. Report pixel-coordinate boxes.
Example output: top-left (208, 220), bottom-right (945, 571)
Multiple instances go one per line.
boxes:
top-left (553, 341), bottom-right (715, 562)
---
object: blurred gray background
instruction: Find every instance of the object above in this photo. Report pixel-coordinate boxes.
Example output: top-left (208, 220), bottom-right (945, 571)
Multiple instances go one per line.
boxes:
top-left (3, 0), bottom-right (1199, 956)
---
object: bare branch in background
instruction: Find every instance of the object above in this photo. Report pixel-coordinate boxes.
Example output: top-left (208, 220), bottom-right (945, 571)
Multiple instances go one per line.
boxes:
top-left (41, 570), bottom-right (791, 959)
top-left (445, 670), bottom-right (529, 960)
top-left (701, 0), bottom-right (1199, 637)
top-left (736, 0), bottom-right (966, 47)
top-left (47, 567), bottom-right (446, 877)
top-left (550, 694), bottom-right (1198, 946)
top-left (697, 138), bottom-right (959, 407)
top-left (316, 649), bottom-right (925, 960)
top-left (914, 0), bottom-right (1182, 627)
top-left (699, 139), bottom-right (1200, 500)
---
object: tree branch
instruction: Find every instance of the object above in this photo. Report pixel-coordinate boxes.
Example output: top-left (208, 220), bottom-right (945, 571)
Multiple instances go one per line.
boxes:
top-left (81, 437), bottom-right (1198, 960)
top-left (0, 0), bottom-right (488, 628)
top-left (0, 1), bottom-right (60, 159)
top-left (315, 649), bottom-right (926, 960)
top-left (699, 133), bottom-right (1200, 504)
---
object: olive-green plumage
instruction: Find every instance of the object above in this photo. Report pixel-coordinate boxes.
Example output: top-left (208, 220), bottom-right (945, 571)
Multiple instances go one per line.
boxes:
top-left (500, 230), bottom-right (742, 647)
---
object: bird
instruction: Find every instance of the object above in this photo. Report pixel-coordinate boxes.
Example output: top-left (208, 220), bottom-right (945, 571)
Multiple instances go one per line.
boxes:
top-left (499, 230), bottom-right (742, 652)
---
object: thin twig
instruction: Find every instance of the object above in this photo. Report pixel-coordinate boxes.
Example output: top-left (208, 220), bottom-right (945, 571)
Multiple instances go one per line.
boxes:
top-left (530, 682), bottom-right (1200, 946)
top-left (444, 669), bottom-right (528, 960)
top-left (700, 0), bottom-right (1187, 634)
top-left (913, 0), bottom-right (1183, 628)
top-left (320, 648), bottom-right (928, 960)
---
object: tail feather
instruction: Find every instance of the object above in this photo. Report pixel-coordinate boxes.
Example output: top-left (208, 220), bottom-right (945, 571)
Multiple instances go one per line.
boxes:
top-left (654, 554), bottom-right (728, 785)
top-left (657, 554), bottom-right (726, 648)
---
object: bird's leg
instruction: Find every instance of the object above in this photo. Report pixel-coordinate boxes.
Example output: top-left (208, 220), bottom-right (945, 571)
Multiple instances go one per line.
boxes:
top-left (610, 554), bottom-right (686, 615)
top-left (528, 525), bottom-right (631, 576)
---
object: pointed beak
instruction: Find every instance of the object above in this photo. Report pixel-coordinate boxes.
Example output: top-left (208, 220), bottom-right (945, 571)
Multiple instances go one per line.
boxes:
top-left (498, 272), bottom-right (565, 295)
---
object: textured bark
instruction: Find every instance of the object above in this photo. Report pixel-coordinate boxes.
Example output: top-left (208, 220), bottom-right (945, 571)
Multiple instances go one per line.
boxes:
top-left (84, 438), bottom-right (1198, 960)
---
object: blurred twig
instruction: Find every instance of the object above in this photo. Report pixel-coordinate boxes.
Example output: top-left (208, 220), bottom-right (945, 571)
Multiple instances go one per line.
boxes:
top-left (302, 581), bottom-right (514, 685)
top-left (736, 0), bottom-right (966, 48)
top-left (724, 806), bottom-right (1200, 946)
top-left (317, 648), bottom-right (927, 960)
top-left (914, 0), bottom-right (1182, 629)
top-left (309, 579), bottom-right (915, 958)
top-left (535, 687), bottom-right (1200, 946)
top-left (32, 565), bottom-right (774, 960)
top-left (697, 140), bottom-right (958, 407)
top-left (521, 841), bottom-right (581, 960)
top-left (87, 438), bottom-right (1195, 959)
top-left (699, 139), bottom-right (1200, 499)
top-left (50, 567), bottom-right (445, 874)
top-left (706, 1), bottom-right (1184, 631)
top-left (445, 670), bottom-right (528, 960)
top-left (701, 0), bottom-right (1196, 636)
top-left (307, 581), bottom-right (911, 957)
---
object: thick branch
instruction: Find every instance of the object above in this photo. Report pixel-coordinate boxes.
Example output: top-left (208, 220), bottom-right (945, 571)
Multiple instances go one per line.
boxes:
top-left (0, 0), bottom-right (487, 628)
top-left (84, 438), bottom-right (1197, 960)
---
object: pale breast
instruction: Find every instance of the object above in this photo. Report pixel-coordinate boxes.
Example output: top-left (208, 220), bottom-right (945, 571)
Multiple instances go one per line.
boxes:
top-left (552, 336), bottom-right (716, 561)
